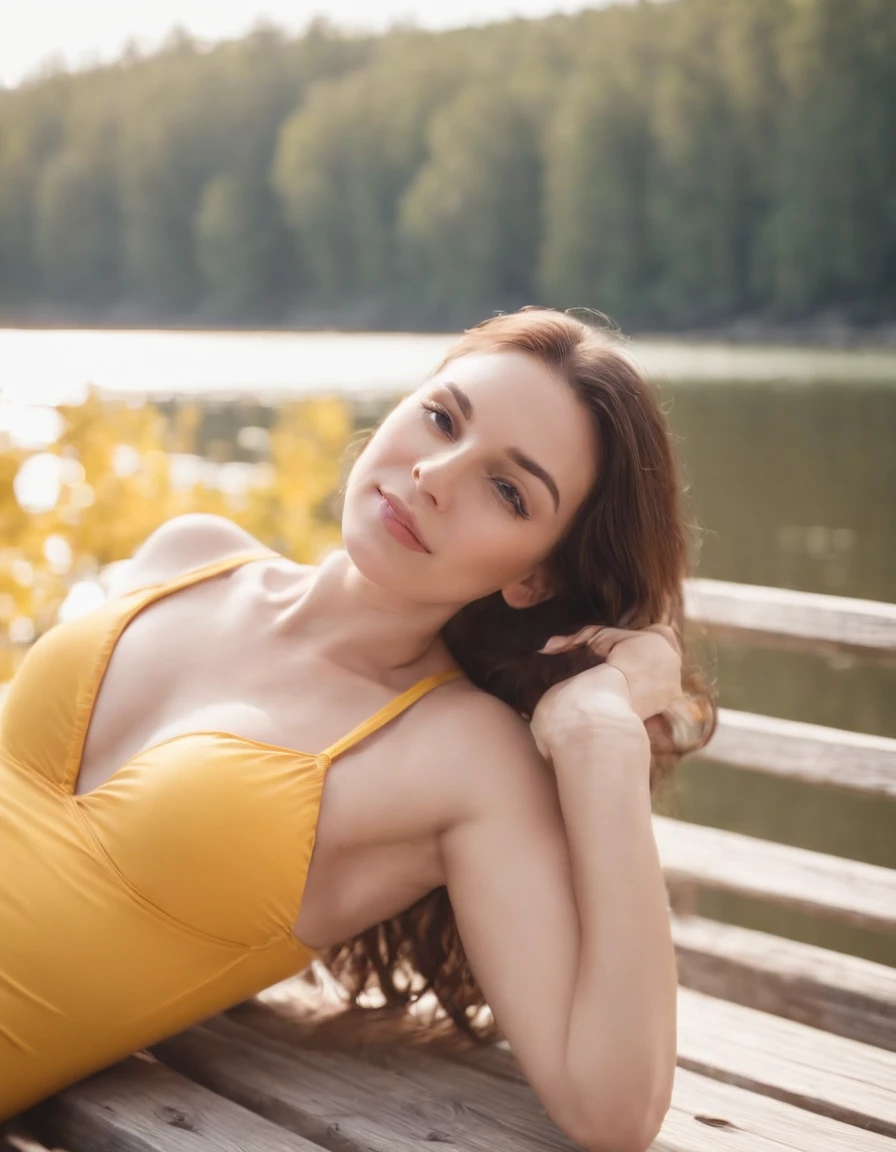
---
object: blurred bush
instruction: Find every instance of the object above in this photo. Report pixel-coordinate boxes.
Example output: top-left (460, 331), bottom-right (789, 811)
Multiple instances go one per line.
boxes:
top-left (0, 390), bottom-right (352, 680)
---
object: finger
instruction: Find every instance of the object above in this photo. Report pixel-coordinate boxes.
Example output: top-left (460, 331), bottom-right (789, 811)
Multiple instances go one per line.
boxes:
top-left (644, 713), bottom-right (676, 754)
top-left (577, 626), bottom-right (637, 655)
top-left (540, 623), bottom-right (651, 655)
top-left (539, 629), bottom-right (590, 654)
top-left (539, 625), bottom-right (605, 654)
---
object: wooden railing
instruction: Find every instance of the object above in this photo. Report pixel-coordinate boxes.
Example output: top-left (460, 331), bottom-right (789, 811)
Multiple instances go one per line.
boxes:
top-left (652, 577), bottom-right (896, 1140)
top-left (684, 577), bottom-right (896, 663)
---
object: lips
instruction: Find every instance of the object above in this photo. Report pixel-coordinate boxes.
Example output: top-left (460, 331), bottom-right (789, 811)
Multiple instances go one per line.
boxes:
top-left (377, 488), bottom-right (431, 552)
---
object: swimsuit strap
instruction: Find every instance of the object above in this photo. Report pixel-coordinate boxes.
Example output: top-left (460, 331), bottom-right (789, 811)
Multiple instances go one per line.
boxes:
top-left (131, 548), bottom-right (276, 602)
top-left (64, 548), bottom-right (278, 792)
top-left (121, 550), bottom-right (462, 771)
top-left (319, 668), bottom-right (464, 767)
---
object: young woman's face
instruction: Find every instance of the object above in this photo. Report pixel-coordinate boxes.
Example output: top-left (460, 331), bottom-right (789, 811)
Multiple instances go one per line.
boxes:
top-left (342, 350), bottom-right (599, 606)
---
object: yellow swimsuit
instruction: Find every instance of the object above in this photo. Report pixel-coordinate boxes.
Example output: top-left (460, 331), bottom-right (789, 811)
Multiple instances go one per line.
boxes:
top-left (0, 549), bottom-right (461, 1119)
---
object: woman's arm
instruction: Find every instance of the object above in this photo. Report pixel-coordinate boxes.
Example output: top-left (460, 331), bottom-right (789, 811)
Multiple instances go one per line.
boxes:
top-left (439, 683), bottom-right (675, 1152)
top-left (552, 691), bottom-right (676, 1150)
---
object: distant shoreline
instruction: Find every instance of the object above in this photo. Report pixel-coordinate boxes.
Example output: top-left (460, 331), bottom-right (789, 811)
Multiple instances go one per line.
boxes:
top-left (2, 309), bottom-right (896, 350)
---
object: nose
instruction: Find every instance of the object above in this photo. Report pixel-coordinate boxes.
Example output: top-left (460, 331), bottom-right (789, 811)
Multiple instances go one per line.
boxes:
top-left (412, 459), bottom-right (440, 507)
top-left (412, 452), bottom-right (461, 509)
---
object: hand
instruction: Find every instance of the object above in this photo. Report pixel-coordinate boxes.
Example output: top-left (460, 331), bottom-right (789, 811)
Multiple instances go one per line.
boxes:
top-left (540, 622), bottom-right (683, 723)
top-left (529, 623), bottom-right (684, 766)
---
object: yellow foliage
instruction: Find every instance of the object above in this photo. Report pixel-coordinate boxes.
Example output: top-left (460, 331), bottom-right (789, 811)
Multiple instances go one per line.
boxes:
top-left (0, 388), bottom-right (356, 675)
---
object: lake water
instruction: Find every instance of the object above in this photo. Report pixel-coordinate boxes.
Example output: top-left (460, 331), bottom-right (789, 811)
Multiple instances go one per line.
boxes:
top-left (3, 327), bottom-right (895, 963)
top-left (3, 327), bottom-right (896, 405)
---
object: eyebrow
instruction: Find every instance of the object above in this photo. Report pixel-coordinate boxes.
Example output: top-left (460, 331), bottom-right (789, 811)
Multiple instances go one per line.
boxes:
top-left (445, 382), bottom-right (561, 512)
top-left (446, 382), bottom-right (473, 419)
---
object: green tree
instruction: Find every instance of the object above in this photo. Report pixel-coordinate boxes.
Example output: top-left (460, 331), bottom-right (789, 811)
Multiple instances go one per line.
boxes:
top-left (399, 80), bottom-right (542, 326)
top-left (539, 7), bottom-right (660, 321)
top-left (195, 174), bottom-right (274, 319)
top-left (0, 73), bottom-right (72, 303)
top-left (0, 1), bottom-right (894, 329)
top-left (273, 34), bottom-right (465, 319)
top-left (762, 0), bottom-right (896, 318)
top-left (646, 1), bottom-right (747, 325)
top-left (35, 149), bottom-right (119, 302)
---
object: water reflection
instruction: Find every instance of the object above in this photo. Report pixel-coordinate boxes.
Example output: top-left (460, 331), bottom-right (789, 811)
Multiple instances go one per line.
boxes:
top-left (666, 380), bottom-right (895, 603)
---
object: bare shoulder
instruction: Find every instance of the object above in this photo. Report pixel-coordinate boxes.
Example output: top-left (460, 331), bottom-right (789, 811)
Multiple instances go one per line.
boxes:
top-left (425, 681), bottom-right (560, 836)
top-left (108, 513), bottom-right (271, 596)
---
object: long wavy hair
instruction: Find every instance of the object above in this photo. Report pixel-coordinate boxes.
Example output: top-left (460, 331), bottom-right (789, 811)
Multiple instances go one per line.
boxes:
top-left (304, 307), bottom-right (717, 1049)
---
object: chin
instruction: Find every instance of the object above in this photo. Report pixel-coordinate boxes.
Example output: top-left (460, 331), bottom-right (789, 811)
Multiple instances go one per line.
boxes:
top-left (340, 482), bottom-right (501, 607)
top-left (341, 496), bottom-right (417, 589)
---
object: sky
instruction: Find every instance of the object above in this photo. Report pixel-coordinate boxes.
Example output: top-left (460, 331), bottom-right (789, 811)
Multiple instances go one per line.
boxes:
top-left (1, 0), bottom-right (616, 88)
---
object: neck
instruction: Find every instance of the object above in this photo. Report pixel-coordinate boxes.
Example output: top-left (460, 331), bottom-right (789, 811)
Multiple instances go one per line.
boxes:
top-left (278, 550), bottom-right (463, 683)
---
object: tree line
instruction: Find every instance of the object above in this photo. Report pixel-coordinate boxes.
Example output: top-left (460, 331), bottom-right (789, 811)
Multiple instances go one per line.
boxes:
top-left (0, 0), bottom-right (893, 332)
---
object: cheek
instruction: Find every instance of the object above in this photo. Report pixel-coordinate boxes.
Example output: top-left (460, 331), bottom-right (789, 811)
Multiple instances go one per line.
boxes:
top-left (451, 515), bottom-right (545, 580)
top-left (353, 412), bottom-right (420, 479)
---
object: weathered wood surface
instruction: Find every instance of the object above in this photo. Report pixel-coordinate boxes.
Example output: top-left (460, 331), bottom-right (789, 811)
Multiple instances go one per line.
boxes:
top-left (671, 913), bottom-right (896, 1050)
top-left (669, 1067), bottom-right (893, 1152)
top-left (21, 1054), bottom-right (317, 1152)
top-left (225, 990), bottom-right (893, 1152)
top-left (7, 973), bottom-right (896, 1152)
top-left (232, 983), bottom-right (896, 1141)
top-left (438, 1034), bottom-right (894, 1152)
top-left (185, 1001), bottom-right (896, 1152)
top-left (683, 578), bottom-right (896, 662)
top-left (676, 988), bottom-right (896, 1137)
top-left (654, 815), bottom-right (896, 931)
top-left (157, 1016), bottom-right (581, 1151)
top-left (696, 707), bottom-right (896, 797)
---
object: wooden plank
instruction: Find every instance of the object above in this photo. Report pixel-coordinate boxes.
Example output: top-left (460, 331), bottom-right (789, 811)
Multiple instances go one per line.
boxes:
top-left (670, 1067), bottom-right (893, 1152)
top-left (334, 1031), bottom-right (896, 1152)
top-left (445, 1041), bottom-right (894, 1152)
top-left (22, 1055), bottom-right (317, 1152)
top-left (672, 914), bottom-right (896, 1051)
top-left (155, 1018), bottom-right (571, 1151)
top-left (684, 578), bottom-right (896, 662)
top-left (654, 816), bottom-right (896, 931)
top-left (230, 995), bottom-right (895, 1152)
top-left (339, 1033), bottom-right (886, 1152)
top-left (676, 988), bottom-right (896, 1137)
top-left (695, 708), bottom-right (896, 797)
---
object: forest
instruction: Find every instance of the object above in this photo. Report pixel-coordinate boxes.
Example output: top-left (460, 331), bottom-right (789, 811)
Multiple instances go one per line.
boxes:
top-left (0, 0), bottom-right (893, 331)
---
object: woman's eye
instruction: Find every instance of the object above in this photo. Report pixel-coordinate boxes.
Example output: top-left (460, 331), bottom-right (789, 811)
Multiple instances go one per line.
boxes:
top-left (494, 480), bottom-right (528, 519)
top-left (421, 400), bottom-right (454, 437)
top-left (420, 399), bottom-right (528, 519)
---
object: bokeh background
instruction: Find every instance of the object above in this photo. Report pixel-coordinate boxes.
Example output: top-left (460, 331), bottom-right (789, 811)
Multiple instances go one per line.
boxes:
top-left (1, 0), bottom-right (894, 962)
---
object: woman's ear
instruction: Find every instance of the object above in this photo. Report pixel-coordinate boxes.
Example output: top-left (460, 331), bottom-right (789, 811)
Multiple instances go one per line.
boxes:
top-left (501, 565), bottom-right (557, 610)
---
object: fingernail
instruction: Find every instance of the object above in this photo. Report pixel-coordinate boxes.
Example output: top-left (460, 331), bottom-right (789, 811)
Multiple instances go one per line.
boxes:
top-left (539, 637), bottom-right (563, 654)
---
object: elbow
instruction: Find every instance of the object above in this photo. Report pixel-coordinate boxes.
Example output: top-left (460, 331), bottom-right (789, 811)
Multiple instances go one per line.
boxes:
top-left (568, 1076), bottom-right (673, 1152)
top-left (575, 1113), bottom-right (666, 1152)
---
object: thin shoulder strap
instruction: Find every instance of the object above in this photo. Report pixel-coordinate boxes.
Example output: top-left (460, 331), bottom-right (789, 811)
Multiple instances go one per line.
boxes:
top-left (320, 669), bottom-right (464, 766)
top-left (65, 547), bottom-right (276, 792)
top-left (129, 547), bottom-right (275, 602)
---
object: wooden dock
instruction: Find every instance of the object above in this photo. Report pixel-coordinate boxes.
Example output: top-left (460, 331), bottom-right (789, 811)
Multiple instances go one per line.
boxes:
top-left (3, 577), bottom-right (896, 1152)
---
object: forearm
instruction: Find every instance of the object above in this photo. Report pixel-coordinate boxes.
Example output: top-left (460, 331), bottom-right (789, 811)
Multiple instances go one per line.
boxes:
top-left (552, 685), bottom-right (677, 1149)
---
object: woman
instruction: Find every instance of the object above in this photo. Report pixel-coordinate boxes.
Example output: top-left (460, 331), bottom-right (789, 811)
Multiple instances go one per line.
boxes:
top-left (1, 307), bottom-right (715, 1151)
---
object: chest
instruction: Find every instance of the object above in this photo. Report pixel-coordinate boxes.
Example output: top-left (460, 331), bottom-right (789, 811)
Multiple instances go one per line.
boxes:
top-left (74, 577), bottom-right (451, 948)
top-left (78, 575), bottom-right (394, 788)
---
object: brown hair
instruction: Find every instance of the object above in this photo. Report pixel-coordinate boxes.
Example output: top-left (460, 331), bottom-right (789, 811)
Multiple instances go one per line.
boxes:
top-left (309, 307), bottom-right (716, 1048)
